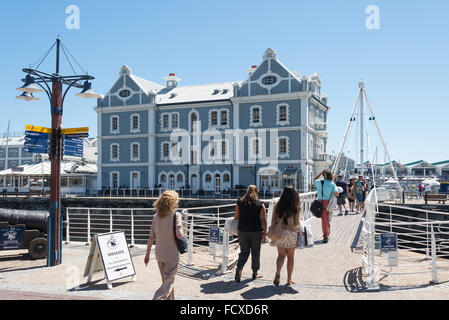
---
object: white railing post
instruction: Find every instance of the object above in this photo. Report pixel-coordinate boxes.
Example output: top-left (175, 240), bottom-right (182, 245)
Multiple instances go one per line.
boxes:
top-left (221, 228), bottom-right (229, 275)
top-left (131, 209), bottom-right (135, 246)
top-left (426, 211), bottom-right (430, 258)
top-left (188, 215), bottom-right (194, 266)
top-left (66, 208), bottom-right (70, 244)
top-left (430, 223), bottom-right (439, 284)
top-left (110, 209), bottom-right (113, 232)
top-left (87, 209), bottom-right (91, 244)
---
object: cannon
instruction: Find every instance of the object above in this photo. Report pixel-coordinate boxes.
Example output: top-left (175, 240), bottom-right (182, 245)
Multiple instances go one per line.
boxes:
top-left (0, 209), bottom-right (49, 259)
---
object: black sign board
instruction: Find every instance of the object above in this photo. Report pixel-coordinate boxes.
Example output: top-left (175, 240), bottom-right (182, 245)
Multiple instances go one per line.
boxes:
top-left (0, 226), bottom-right (24, 250)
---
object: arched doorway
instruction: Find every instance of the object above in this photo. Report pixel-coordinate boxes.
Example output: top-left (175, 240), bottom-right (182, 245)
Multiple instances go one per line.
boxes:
top-left (191, 174), bottom-right (199, 193)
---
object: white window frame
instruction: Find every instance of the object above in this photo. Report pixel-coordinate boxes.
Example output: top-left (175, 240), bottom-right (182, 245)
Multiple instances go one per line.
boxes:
top-left (130, 113), bottom-right (141, 133)
top-left (161, 113), bottom-right (170, 131)
top-left (171, 112), bottom-right (180, 129)
top-left (249, 105), bottom-right (263, 127)
top-left (110, 171), bottom-right (120, 189)
top-left (159, 172), bottom-right (168, 187)
top-left (110, 115), bottom-right (120, 134)
top-left (161, 142), bottom-right (170, 161)
top-left (276, 104), bottom-right (290, 126)
top-left (188, 109), bottom-right (200, 133)
top-left (110, 143), bottom-right (120, 162)
top-left (277, 136), bottom-right (290, 159)
top-left (250, 137), bottom-right (262, 159)
top-left (130, 142), bottom-right (141, 162)
top-left (130, 171), bottom-right (141, 189)
top-left (209, 108), bottom-right (230, 129)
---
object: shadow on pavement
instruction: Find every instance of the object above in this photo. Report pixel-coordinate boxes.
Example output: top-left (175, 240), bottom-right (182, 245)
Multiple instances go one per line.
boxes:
top-left (68, 278), bottom-right (130, 292)
top-left (343, 267), bottom-right (367, 292)
top-left (241, 285), bottom-right (299, 299)
top-left (200, 279), bottom-right (251, 294)
top-left (0, 254), bottom-right (46, 273)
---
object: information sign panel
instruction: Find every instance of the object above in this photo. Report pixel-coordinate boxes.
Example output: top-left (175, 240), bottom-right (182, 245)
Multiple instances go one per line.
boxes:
top-left (0, 226), bottom-right (24, 250)
top-left (380, 233), bottom-right (398, 252)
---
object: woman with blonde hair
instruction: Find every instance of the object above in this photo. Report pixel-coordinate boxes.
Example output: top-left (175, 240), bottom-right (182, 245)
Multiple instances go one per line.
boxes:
top-left (144, 190), bottom-right (183, 300)
top-left (271, 186), bottom-right (301, 286)
top-left (233, 185), bottom-right (267, 282)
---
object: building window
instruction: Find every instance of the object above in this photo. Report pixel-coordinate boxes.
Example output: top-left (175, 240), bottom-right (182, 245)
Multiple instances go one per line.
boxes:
top-left (172, 142), bottom-right (179, 158)
top-left (160, 174), bottom-right (167, 183)
top-left (162, 113), bottom-right (170, 130)
top-left (205, 173), bottom-right (212, 183)
top-left (171, 113), bottom-right (179, 128)
top-left (210, 111), bottom-right (218, 126)
top-left (190, 111), bottom-right (199, 132)
top-left (262, 76), bottom-right (277, 85)
top-left (278, 137), bottom-right (289, 158)
top-left (111, 172), bottom-right (119, 189)
top-left (220, 110), bottom-right (228, 126)
top-left (162, 142), bottom-right (170, 160)
top-left (276, 104), bottom-right (290, 126)
top-left (110, 144), bottom-right (120, 162)
top-left (130, 114), bottom-right (140, 133)
top-left (221, 140), bottom-right (227, 157)
top-left (250, 105), bottom-right (262, 127)
top-left (177, 174), bottom-right (184, 183)
top-left (131, 143), bottom-right (140, 162)
top-left (119, 89), bottom-right (131, 98)
top-left (223, 173), bottom-right (230, 183)
top-left (110, 116), bottom-right (119, 134)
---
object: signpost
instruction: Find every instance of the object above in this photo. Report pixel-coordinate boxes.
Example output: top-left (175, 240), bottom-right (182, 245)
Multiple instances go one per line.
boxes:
top-left (84, 232), bottom-right (136, 289)
top-left (381, 233), bottom-right (399, 267)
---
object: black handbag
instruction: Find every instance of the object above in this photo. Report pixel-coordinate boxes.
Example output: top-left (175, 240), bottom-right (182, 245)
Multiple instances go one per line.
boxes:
top-left (173, 213), bottom-right (188, 254)
top-left (310, 181), bottom-right (324, 218)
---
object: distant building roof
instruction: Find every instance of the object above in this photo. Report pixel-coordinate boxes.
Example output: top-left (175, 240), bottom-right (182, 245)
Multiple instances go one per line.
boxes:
top-left (0, 160), bottom-right (96, 176)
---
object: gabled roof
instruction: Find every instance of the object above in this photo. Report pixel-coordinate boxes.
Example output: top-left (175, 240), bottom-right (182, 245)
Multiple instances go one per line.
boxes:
top-left (155, 82), bottom-right (236, 105)
top-left (130, 74), bottom-right (164, 93)
top-left (405, 160), bottom-right (424, 167)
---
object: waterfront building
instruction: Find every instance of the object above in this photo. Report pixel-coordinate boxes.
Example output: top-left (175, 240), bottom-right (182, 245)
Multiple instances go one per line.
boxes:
top-left (0, 138), bottom-right (97, 195)
top-left (0, 135), bottom-right (37, 170)
top-left (95, 48), bottom-right (333, 193)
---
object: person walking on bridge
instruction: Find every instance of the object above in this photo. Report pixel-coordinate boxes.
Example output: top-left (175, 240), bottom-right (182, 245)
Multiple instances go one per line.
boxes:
top-left (144, 190), bottom-right (184, 300)
top-left (270, 186), bottom-right (301, 286)
top-left (314, 170), bottom-right (339, 244)
top-left (233, 185), bottom-right (268, 283)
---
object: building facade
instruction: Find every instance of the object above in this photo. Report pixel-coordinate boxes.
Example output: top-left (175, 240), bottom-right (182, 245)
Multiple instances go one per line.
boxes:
top-left (95, 48), bottom-right (332, 193)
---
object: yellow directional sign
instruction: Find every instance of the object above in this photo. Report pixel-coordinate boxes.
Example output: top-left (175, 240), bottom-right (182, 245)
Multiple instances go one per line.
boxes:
top-left (62, 127), bottom-right (89, 135)
top-left (25, 125), bottom-right (52, 134)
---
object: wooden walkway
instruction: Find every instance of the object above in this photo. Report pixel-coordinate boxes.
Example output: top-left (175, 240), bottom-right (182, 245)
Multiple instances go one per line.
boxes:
top-left (308, 210), bottom-right (365, 247)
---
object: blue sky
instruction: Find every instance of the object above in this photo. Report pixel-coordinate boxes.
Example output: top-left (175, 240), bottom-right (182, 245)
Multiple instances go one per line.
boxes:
top-left (0, 0), bottom-right (448, 164)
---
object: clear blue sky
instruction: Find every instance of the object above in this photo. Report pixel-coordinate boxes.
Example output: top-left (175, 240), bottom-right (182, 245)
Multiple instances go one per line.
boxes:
top-left (1, 0), bottom-right (448, 164)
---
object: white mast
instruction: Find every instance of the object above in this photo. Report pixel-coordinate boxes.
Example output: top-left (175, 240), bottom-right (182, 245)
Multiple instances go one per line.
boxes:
top-left (4, 121), bottom-right (10, 170)
top-left (359, 81), bottom-right (365, 177)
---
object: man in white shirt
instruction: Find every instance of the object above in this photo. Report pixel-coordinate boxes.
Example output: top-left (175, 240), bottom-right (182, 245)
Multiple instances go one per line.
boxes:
top-left (424, 184), bottom-right (432, 193)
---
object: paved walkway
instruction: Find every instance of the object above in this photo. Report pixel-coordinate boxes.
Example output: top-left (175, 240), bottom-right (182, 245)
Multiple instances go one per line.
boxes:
top-left (1, 211), bottom-right (449, 300)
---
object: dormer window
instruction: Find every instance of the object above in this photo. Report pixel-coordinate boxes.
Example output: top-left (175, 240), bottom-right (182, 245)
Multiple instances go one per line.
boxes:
top-left (213, 89), bottom-right (221, 95)
top-left (164, 73), bottom-right (181, 89)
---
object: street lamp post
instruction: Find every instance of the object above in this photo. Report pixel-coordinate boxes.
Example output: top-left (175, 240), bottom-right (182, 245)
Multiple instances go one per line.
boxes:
top-left (16, 37), bottom-right (102, 267)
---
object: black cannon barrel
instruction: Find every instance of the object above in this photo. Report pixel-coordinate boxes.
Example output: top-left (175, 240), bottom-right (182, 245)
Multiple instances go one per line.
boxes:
top-left (0, 209), bottom-right (49, 233)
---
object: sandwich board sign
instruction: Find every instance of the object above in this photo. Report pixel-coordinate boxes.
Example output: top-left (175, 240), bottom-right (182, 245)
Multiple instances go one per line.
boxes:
top-left (83, 231), bottom-right (136, 289)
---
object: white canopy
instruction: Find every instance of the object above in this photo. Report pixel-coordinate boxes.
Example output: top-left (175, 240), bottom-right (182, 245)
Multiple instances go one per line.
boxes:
top-left (423, 178), bottom-right (440, 187)
top-left (385, 178), bottom-right (398, 184)
top-left (0, 161), bottom-right (96, 176)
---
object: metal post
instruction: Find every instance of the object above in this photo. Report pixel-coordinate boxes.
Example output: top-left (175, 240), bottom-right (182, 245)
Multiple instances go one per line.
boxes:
top-left (188, 216), bottom-right (194, 266)
top-left (221, 228), bottom-right (229, 275)
top-left (66, 208), bottom-right (70, 244)
top-left (430, 223), bottom-right (438, 284)
top-left (131, 209), bottom-right (135, 246)
top-left (87, 209), bottom-right (91, 244)
top-left (109, 209), bottom-right (113, 232)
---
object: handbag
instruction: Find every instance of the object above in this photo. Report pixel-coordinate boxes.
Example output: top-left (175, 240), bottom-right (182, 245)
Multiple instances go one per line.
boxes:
top-left (225, 218), bottom-right (239, 236)
top-left (310, 181), bottom-right (325, 218)
top-left (173, 213), bottom-right (188, 254)
top-left (267, 213), bottom-right (285, 241)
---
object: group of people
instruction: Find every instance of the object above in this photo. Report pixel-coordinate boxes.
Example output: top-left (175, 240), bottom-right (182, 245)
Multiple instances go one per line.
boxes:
top-left (417, 183), bottom-right (432, 198)
top-left (143, 169), bottom-right (365, 299)
top-left (335, 174), bottom-right (368, 215)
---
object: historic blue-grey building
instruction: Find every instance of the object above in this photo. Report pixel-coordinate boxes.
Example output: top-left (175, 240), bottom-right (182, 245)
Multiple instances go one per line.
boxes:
top-left (95, 48), bottom-right (331, 193)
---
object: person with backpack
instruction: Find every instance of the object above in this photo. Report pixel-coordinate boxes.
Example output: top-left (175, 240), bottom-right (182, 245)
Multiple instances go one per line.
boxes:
top-left (270, 186), bottom-right (301, 286)
top-left (314, 170), bottom-right (340, 244)
top-left (335, 175), bottom-right (349, 216)
top-left (233, 185), bottom-right (267, 283)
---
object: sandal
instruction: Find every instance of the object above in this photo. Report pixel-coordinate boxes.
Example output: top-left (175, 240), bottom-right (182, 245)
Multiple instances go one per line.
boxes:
top-left (273, 273), bottom-right (280, 286)
top-left (252, 272), bottom-right (263, 280)
top-left (287, 280), bottom-right (295, 286)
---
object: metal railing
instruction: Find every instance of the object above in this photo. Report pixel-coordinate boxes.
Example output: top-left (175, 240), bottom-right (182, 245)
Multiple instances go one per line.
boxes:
top-left (361, 188), bottom-right (449, 289)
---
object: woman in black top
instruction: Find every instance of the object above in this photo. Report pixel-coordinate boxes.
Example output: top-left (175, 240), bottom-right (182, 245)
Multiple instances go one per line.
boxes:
top-left (233, 185), bottom-right (267, 282)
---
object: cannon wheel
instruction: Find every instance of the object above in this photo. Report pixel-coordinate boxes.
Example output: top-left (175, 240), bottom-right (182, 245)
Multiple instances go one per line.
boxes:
top-left (28, 238), bottom-right (47, 260)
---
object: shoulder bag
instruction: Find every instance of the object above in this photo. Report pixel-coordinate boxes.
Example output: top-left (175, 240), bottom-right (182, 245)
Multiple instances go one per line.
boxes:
top-left (173, 213), bottom-right (188, 254)
top-left (310, 181), bottom-right (325, 218)
top-left (267, 212), bottom-right (285, 241)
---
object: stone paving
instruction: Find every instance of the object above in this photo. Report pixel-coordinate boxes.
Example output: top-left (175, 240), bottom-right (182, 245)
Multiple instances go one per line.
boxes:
top-left (1, 212), bottom-right (449, 300)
